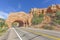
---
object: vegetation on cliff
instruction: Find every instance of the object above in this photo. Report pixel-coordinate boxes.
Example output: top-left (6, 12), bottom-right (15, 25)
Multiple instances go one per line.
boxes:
top-left (32, 10), bottom-right (60, 30)
top-left (54, 10), bottom-right (60, 24)
top-left (32, 13), bottom-right (44, 25)
top-left (0, 18), bottom-right (8, 36)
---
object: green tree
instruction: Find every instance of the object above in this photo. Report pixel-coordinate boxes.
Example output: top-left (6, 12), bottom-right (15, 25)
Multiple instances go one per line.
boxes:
top-left (0, 18), bottom-right (8, 36)
top-left (0, 22), bottom-right (5, 28)
top-left (53, 10), bottom-right (60, 24)
top-left (32, 13), bottom-right (44, 25)
top-left (0, 18), bottom-right (5, 28)
top-left (0, 18), bottom-right (5, 22)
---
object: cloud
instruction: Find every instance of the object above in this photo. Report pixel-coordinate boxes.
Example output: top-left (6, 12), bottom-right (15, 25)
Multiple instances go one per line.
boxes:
top-left (0, 11), bottom-right (9, 19)
top-left (0, 15), bottom-right (4, 18)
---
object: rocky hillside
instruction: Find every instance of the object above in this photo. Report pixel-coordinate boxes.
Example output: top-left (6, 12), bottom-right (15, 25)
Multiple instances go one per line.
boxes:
top-left (30, 4), bottom-right (60, 30)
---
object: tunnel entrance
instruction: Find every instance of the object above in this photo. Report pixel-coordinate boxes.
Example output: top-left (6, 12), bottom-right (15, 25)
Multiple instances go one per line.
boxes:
top-left (12, 20), bottom-right (24, 27)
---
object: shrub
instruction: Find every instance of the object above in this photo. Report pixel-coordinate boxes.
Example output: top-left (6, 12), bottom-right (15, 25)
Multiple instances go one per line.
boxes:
top-left (53, 10), bottom-right (60, 24)
top-left (32, 13), bottom-right (44, 25)
top-left (43, 25), bottom-right (54, 30)
top-left (0, 22), bottom-right (5, 28)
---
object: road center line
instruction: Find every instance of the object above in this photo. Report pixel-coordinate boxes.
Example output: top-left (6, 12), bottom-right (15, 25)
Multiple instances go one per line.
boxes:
top-left (12, 27), bottom-right (22, 40)
top-left (21, 28), bottom-right (60, 40)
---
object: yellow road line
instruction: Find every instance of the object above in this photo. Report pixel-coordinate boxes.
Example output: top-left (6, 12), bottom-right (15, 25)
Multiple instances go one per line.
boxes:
top-left (21, 28), bottom-right (60, 40)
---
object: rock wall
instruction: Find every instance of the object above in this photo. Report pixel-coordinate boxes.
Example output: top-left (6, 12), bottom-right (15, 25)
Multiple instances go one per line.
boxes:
top-left (6, 12), bottom-right (33, 28)
top-left (29, 4), bottom-right (60, 28)
top-left (6, 4), bottom-right (60, 28)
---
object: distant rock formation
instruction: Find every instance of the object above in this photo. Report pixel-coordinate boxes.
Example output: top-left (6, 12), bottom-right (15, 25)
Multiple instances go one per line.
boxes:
top-left (30, 4), bottom-right (60, 28)
top-left (6, 4), bottom-right (60, 29)
top-left (30, 4), bottom-right (60, 16)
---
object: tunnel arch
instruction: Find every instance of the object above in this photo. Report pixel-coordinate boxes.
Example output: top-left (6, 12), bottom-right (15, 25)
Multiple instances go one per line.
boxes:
top-left (12, 20), bottom-right (24, 27)
top-left (6, 11), bottom-right (33, 28)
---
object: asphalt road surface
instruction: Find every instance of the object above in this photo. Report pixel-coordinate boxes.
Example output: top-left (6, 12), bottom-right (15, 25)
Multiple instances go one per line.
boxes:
top-left (1, 27), bottom-right (60, 40)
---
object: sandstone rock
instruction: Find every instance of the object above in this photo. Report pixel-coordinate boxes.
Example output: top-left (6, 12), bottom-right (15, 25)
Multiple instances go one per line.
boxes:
top-left (6, 4), bottom-right (60, 29)
top-left (6, 11), bottom-right (33, 28)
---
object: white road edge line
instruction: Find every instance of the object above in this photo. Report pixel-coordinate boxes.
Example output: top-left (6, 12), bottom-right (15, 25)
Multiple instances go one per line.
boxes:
top-left (12, 27), bottom-right (22, 40)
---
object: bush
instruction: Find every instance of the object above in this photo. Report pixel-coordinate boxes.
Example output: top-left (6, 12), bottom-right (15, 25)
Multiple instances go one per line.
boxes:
top-left (53, 10), bottom-right (60, 24)
top-left (0, 27), bottom-right (7, 33)
top-left (54, 19), bottom-right (60, 24)
top-left (0, 25), bottom-right (8, 36)
top-left (0, 22), bottom-right (5, 28)
top-left (43, 25), bottom-right (54, 30)
top-left (32, 13), bottom-right (44, 25)
top-left (0, 18), bottom-right (8, 36)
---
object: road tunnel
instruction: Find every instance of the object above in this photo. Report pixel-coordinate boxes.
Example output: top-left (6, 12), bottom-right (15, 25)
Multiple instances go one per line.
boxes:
top-left (12, 20), bottom-right (24, 27)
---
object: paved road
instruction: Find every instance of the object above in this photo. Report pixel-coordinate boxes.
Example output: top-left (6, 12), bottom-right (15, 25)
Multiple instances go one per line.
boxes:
top-left (22, 27), bottom-right (60, 37)
top-left (20, 27), bottom-right (60, 40)
top-left (1, 27), bottom-right (60, 40)
top-left (15, 27), bottom-right (54, 40)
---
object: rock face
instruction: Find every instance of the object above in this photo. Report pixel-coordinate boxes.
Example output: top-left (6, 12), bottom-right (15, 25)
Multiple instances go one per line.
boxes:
top-left (6, 4), bottom-right (60, 28)
top-left (30, 4), bottom-right (60, 15)
top-left (31, 5), bottom-right (60, 20)
top-left (30, 4), bottom-right (60, 28)
top-left (6, 12), bottom-right (33, 28)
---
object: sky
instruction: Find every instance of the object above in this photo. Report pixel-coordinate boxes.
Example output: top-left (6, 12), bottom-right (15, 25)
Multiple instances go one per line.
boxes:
top-left (0, 0), bottom-right (60, 19)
